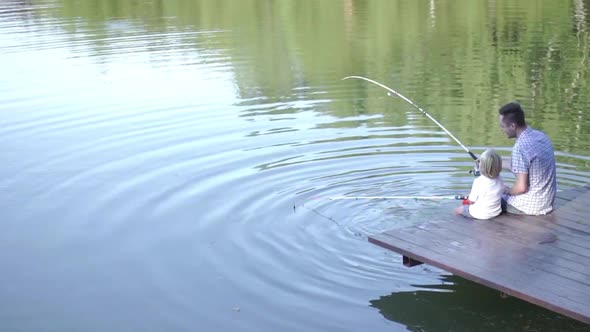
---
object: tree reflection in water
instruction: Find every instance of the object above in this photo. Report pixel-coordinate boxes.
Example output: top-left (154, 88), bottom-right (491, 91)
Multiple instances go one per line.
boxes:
top-left (371, 274), bottom-right (590, 332)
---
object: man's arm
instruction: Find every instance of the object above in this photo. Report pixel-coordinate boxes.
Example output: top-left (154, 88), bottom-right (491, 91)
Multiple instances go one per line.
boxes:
top-left (507, 172), bottom-right (529, 195)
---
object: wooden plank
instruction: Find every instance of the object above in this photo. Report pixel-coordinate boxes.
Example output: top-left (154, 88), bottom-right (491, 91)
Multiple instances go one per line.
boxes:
top-left (370, 230), bottom-right (590, 323)
top-left (554, 186), bottom-right (590, 209)
top-left (382, 221), bottom-right (590, 291)
top-left (487, 214), bottom-right (590, 253)
top-left (370, 231), bottom-right (590, 324)
top-left (556, 186), bottom-right (590, 202)
top-left (369, 185), bottom-right (590, 324)
top-left (403, 221), bottom-right (590, 288)
top-left (433, 217), bottom-right (590, 278)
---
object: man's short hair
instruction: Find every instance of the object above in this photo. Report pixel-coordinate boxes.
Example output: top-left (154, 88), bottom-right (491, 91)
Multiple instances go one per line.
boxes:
top-left (499, 102), bottom-right (526, 127)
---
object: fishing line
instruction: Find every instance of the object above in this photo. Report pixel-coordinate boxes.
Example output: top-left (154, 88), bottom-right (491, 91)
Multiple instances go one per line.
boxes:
top-left (343, 75), bottom-right (478, 161)
top-left (301, 76), bottom-right (476, 220)
top-left (293, 194), bottom-right (468, 226)
top-left (293, 200), bottom-right (342, 226)
top-left (329, 195), bottom-right (466, 201)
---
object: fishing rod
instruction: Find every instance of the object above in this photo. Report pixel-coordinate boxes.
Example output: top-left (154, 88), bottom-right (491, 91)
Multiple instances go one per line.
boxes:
top-left (342, 76), bottom-right (479, 162)
top-left (329, 195), bottom-right (467, 201)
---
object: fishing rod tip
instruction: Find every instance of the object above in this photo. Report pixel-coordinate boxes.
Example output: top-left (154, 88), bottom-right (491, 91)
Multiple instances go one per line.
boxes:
top-left (342, 75), bottom-right (363, 81)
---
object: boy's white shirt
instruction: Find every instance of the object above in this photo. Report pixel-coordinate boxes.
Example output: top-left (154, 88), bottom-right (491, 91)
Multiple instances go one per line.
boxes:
top-left (467, 175), bottom-right (504, 219)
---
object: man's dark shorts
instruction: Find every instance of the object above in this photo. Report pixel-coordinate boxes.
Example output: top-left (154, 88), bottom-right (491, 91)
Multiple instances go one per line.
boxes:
top-left (501, 198), bottom-right (527, 215)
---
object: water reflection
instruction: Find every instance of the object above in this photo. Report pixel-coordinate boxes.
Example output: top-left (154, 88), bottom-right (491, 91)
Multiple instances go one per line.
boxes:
top-left (20, 0), bottom-right (590, 155)
top-left (371, 274), bottom-right (590, 332)
top-left (2, 0), bottom-right (590, 331)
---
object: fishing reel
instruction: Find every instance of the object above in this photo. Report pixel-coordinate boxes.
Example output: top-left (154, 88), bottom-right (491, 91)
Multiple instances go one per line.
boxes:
top-left (469, 164), bottom-right (481, 177)
top-left (454, 195), bottom-right (471, 205)
top-left (468, 155), bottom-right (481, 177)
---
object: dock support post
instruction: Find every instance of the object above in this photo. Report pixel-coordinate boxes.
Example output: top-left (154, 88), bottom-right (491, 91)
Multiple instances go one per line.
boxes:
top-left (403, 256), bottom-right (423, 267)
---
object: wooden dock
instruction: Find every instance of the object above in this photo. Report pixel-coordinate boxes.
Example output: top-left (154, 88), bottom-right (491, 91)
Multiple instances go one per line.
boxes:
top-left (369, 185), bottom-right (590, 324)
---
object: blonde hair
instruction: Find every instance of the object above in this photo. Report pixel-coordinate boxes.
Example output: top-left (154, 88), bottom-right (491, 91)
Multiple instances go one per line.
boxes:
top-left (479, 148), bottom-right (502, 179)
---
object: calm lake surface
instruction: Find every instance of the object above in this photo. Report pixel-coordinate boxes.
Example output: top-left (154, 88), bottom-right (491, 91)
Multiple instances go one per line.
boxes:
top-left (1, 1), bottom-right (590, 331)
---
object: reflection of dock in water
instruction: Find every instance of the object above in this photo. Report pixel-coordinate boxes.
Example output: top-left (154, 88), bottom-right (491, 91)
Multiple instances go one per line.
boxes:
top-left (369, 185), bottom-right (590, 324)
top-left (370, 275), bottom-right (590, 331)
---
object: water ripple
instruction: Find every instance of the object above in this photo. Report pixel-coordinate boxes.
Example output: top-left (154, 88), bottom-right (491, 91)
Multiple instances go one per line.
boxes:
top-left (3, 1), bottom-right (590, 331)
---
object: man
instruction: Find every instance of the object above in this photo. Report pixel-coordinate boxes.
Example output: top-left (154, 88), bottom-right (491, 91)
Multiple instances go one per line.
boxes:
top-left (498, 102), bottom-right (556, 215)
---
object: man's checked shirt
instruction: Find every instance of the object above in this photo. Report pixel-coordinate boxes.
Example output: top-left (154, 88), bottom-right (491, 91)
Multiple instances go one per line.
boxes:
top-left (506, 127), bottom-right (557, 215)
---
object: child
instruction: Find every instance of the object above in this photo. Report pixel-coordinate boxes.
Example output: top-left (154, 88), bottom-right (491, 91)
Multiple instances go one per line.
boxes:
top-left (454, 148), bottom-right (504, 219)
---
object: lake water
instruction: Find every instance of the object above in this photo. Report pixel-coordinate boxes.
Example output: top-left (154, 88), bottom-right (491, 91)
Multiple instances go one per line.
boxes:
top-left (1, 1), bottom-right (590, 331)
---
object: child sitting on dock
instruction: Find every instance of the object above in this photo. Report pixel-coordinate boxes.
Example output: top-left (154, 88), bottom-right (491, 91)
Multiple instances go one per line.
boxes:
top-left (454, 148), bottom-right (504, 219)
